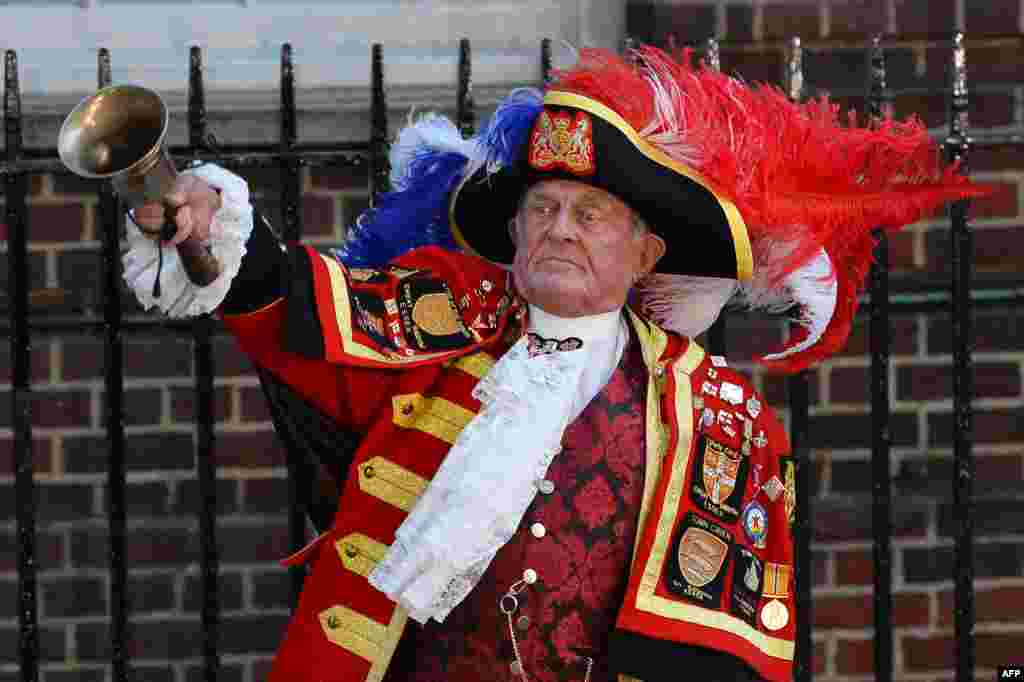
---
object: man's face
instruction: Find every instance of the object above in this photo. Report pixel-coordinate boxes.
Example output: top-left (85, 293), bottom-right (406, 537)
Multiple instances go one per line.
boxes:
top-left (510, 180), bottom-right (665, 317)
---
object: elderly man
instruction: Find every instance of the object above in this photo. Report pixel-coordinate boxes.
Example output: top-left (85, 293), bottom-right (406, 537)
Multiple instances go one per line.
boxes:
top-left (127, 46), bottom-right (981, 682)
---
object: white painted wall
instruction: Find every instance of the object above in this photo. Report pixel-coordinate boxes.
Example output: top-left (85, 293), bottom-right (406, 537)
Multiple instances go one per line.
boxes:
top-left (1, 1), bottom-right (627, 147)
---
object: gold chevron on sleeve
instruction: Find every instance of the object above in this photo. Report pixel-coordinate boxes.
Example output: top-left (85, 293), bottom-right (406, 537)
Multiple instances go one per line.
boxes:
top-left (392, 393), bottom-right (476, 445)
top-left (446, 351), bottom-right (496, 379)
top-left (319, 605), bottom-right (388, 662)
top-left (358, 456), bottom-right (429, 512)
top-left (336, 533), bottom-right (390, 578)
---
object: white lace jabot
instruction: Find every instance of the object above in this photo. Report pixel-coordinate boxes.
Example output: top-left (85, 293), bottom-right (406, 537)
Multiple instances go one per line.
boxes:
top-left (368, 304), bottom-right (627, 624)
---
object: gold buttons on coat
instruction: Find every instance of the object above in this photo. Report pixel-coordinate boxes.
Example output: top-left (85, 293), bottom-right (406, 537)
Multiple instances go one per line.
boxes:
top-left (530, 523), bottom-right (547, 539)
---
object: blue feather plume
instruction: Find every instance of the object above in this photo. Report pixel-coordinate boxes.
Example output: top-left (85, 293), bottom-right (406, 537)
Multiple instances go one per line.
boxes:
top-left (334, 88), bottom-right (543, 269)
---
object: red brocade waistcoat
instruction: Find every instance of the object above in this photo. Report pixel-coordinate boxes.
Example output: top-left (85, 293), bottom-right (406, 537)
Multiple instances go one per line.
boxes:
top-left (386, 330), bottom-right (650, 682)
top-left (220, 245), bottom-right (795, 682)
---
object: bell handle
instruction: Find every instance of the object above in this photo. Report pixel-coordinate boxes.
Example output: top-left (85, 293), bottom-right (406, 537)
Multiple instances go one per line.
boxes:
top-left (160, 203), bottom-right (222, 287)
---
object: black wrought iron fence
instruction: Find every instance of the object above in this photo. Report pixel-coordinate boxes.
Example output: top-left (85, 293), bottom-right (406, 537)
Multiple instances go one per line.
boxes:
top-left (2, 33), bottom-right (1023, 682)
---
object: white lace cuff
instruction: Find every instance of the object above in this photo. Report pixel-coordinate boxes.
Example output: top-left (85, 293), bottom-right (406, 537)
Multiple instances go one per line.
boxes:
top-left (121, 163), bottom-right (254, 318)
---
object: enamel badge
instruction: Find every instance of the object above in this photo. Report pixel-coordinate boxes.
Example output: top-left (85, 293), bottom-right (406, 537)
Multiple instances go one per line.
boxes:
top-left (528, 110), bottom-right (596, 176)
top-left (746, 396), bottom-right (762, 419)
top-left (720, 382), bottom-right (744, 405)
top-left (742, 500), bottom-right (768, 549)
top-left (762, 475), bottom-right (785, 502)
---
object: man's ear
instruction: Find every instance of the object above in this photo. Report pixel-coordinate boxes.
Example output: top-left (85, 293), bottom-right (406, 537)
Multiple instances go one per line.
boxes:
top-left (640, 232), bottom-right (667, 275)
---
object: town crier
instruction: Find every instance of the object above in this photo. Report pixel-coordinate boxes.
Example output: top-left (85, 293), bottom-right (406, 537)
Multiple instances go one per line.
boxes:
top-left (125, 45), bottom-right (984, 682)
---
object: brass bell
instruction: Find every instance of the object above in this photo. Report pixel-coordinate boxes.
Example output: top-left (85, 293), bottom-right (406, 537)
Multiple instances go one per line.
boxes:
top-left (58, 84), bottom-right (220, 287)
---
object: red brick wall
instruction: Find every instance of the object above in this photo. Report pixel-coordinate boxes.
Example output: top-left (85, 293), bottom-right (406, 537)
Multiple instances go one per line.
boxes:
top-left (0, 166), bottom-right (368, 681)
top-left (628, 1), bottom-right (1024, 680)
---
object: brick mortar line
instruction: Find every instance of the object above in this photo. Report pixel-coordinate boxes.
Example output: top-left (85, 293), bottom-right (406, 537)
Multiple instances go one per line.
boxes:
top-left (819, 352), bottom-right (1024, 371)
top-left (815, 535), bottom-right (1024, 551)
top-left (0, 467), bottom-right (287, 486)
top-left (896, 396), bottom-right (1024, 411)
top-left (0, 653), bottom-right (283, 672)
top-left (914, 215), bottom-right (1024, 230)
top-left (810, 442), bottom-right (1024, 460)
top-left (812, 585), bottom-right (947, 598)
top-left (0, 563), bottom-right (305, 581)
top-left (0, 514), bottom-right (292, 534)
top-left (801, 394), bottom-right (1024, 417)
top-left (16, 375), bottom-right (266, 388)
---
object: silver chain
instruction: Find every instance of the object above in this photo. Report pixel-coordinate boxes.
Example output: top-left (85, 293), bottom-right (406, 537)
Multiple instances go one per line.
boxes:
top-left (499, 578), bottom-right (593, 682)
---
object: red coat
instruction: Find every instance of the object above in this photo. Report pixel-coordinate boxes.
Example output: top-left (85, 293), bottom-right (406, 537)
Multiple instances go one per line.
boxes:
top-left (221, 245), bottom-right (795, 682)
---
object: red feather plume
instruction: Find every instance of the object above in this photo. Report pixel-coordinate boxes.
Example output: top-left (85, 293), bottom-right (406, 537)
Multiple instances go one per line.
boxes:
top-left (549, 45), bottom-right (991, 372)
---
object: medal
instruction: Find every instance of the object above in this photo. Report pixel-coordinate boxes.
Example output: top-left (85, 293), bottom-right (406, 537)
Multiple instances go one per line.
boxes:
top-left (761, 599), bottom-right (789, 631)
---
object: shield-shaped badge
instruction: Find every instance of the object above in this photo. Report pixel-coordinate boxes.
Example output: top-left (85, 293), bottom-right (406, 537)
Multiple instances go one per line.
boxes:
top-left (691, 435), bottom-right (749, 523)
top-left (666, 512), bottom-right (733, 606)
top-left (703, 440), bottom-right (741, 505)
top-left (677, 526), bottom-right (730, 588)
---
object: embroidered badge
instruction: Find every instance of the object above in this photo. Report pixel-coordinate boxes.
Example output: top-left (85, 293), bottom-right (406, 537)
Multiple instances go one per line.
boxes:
top-left (701, 381), bottom-right (718, 397)
top-left (742, 500), bottom-right (768, 549)
top-left (351, 292), bottom-right (392, 347)
top-left (412, 293), bottom-right (462, 337)
top-left (707, 367), bottom-right (718, 380)
top-left (753, 430), bottom-right (768, 449)
top-left (720, 382), bottom-right (744, 405)
top-left (711, 355), bottom-right (728, 367)
top-left (398, 278), bottom-right (472, 351)
top-left (690, 434), bottom-right (749, 524)
top-left (665, 511), bottom-right (733, 607)
top-left (528, 109), bottom-right (596, 176)
top-left (730, 547), bottom-right (763, 628)
top-left (782, 456), bottom-right (796, 531)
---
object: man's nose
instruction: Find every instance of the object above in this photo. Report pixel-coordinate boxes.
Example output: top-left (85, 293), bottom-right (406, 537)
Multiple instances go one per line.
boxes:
top-left (547, 207), bottom-right (580, 240)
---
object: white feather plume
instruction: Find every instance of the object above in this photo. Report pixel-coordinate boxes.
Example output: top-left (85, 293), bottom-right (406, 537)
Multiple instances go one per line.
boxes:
top-left (635, 274), bottom-right (737, 339)
top-left (734, 246), bottom-right (838, 361)
top-left (388, 112), bottom-right (481, 192)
